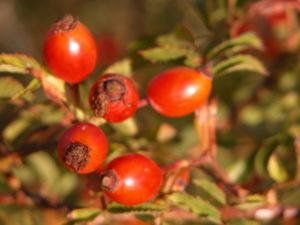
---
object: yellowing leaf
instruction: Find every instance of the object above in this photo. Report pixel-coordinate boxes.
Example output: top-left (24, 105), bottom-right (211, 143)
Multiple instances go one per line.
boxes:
top-left (104, 58), bottom-right (133, 77)
top-left (0, 53), bottom-right (42, 75)
top-left (267, 153), bottom-right (289, 182)
top-left (0, 77), bottom-right (26, 98)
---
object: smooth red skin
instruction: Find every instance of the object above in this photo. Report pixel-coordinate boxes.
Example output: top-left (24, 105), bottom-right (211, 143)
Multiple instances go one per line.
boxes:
top-left (146, 67), bottom-right (212, 117)
top-left (89, 74), bottom-right (139, 123)
top-left (58, 122), bottom-right (108, 174)
top-left (44, 22), bottom-right (97, 83)
top-left (102, 154), bottom-right (163, 206)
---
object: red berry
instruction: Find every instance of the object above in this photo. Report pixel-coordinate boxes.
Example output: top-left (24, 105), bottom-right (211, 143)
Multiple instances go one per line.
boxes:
top-left (57, 122), bottom-right (108, 174)
top-left (146, 67), bottom-right (212, 117)
top-left (99, 154), bottom-right (162, 206)
top-left (43, 14), bottom-right (97, 83)
top-left (96, 34), bottom-right (122, 66)
top-left (89, 73), bottom-right (139, 123)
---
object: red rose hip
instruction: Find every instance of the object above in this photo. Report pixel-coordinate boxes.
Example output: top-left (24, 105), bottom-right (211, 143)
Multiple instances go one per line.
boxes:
top-left (43, 14), bottom-right (97, 83)
top-left (89, 73), bottom-right (139, 123)
top-left (146, 67), bottom-right (212, 117)
top-left (58, 122), bottom-right (108, 174)
top-left (99, 154), bottom-right (163, 206)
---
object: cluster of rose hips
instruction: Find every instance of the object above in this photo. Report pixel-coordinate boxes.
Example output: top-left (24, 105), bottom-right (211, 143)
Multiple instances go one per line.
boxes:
top-left (43, 15), bottom-right (212, 206)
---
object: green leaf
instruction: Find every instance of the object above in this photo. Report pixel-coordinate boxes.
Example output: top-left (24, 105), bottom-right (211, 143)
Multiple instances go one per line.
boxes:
top-left (255, 136), bottom-right (280, 176)
top-left (207, 32), bottom-right (264, 60)
top-left (168, 193), bottom-right (221, 223)
top-left (140, 29), bottom-right (201, 67)
top-left (52, 172), bottom-right (79, 199)
top-left (12, 79), bottom-right (40, 100)
top-left (0, 77), bottom-right (25, 98)
top-left (235, 194), bottom-right (266, 210)
top-left (110, 117), bottom-right (138, 136)
top-left (139, 46), bottom-right (187, 63)
top-left (3, 111), bottom-right (33, 142)
top-left (0, 53), bottom-right (71, 106)
top-left (212, 55), bottom-right (268, 77)
top-left (104, 58), bottom-right (132, 77)
top-left (108, 202), bottom-right (164, 213)
top-left (157, 33), bottom-right (193, 48)
top-left (134, 214), bottom-right (155, 222)
top-left (26, 151), bottom-right (60, 189)
top-left (267, 153), bottom-right (289, 183)
top-left (0, 53), bottom-right (42, 75)
top-left (184, 51), bottom-right (202, 67)
top-left (42, 73), bottom-right (67, 102)
top-left (193, 179), bottom-right (226, 205)
top-left (226, 219), bottom-right (261, 225)
top-left (66, 208), bottom-right (100, 224)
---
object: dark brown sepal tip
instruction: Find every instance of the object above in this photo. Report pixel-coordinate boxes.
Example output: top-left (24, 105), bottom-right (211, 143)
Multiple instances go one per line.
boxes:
top-left (53, 14), bottom-right (78, 34)
top-left (63, 142), bottom-right (91, 173)
top-left (90, 74), bottom-right (126, 117)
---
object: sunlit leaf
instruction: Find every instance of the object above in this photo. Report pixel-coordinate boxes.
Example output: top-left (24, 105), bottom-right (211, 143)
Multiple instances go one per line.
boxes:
top-left (108, 202), bottom-right (164, 213)
top-left (42, 74), bottom-right (67, 102)
top-left (212, 55), bottom-right (268, 77)
top-left (193, 179), bottom-right (226, 205)
top-left (184, 51), bottom-right (202, 67)
top-left (157, 123), bottom-right (177, 142)
top-left (157, 34), bottom-right (187, 47)
top-left (235, 194), bottom-right (266, 210)
top-left (104, 58), bottom-right (132, 77)
top-left (110, 117), bottom-right (138, 136)
top-left (0, 77), bottom-right (26, 98)
top-left (267, 153), bottom-right (289, 183)
top-left (12, 79), bottom-right (40, 101)
top-left (0, 53), bottom-right (42, 75)
top-left (255, 136), bottom-right (281, 176)
top-left (168, 192), bottom-right (221, 223)
top-left (139, 46), bottom-right (187, 63)
top-left (207, 32), bottom-right (264, 59)
top-left (67, 208), bottom-right (100, 224)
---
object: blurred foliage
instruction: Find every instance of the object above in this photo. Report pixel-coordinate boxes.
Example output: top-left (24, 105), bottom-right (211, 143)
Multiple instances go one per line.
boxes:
top-left (1, 0), bottom-right (300, 224)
